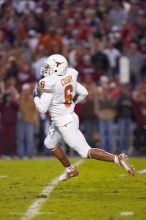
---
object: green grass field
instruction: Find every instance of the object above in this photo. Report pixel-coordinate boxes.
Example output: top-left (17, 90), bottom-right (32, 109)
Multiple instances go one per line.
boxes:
top-left (0, 157), bottom-right (146, 220)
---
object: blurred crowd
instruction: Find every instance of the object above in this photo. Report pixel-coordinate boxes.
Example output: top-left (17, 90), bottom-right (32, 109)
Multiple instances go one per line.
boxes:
top-left (0, 0), bottom-right (146, 158)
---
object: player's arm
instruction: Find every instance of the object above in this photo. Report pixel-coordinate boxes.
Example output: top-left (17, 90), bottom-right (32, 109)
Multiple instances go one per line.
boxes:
top-left (74, 82), bottom-right (88, 104)
top-left (33, 84), bottom-right (53, 114)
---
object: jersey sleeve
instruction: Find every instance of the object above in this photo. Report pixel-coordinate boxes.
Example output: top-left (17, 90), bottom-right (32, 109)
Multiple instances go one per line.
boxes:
top-left (34, 92), bottom-right (54, 114)
top-left (74, 69), bottom-right (78, 78)
top-left (73, 69), bottom-right (78, 81)
top-left (38, 76), bottom-right (56, 93)
top-left (76, 82), bottom-right (88, 96)
top-left (74, 82), bottom-right (88, 104)
top-left (68, 67), bottom-right (78, 80)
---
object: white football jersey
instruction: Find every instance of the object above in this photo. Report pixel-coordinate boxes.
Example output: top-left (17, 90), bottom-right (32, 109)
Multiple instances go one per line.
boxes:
top-left (38, 68), bottom-right (78, 126)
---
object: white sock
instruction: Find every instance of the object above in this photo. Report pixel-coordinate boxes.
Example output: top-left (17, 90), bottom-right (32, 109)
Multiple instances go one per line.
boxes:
top-left (66, 165), bottom-right (73, 171)
top-left (114, 155), bottom-right (119, 164)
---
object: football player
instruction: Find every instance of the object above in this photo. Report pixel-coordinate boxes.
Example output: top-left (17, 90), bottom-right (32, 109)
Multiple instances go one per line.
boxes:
top-left (33, 54), bottom-right (135, 181)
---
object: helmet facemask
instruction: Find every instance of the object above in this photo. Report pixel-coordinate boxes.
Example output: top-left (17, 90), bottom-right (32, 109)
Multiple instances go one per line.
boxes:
top-left (40, 63), bottom-right (54, 77)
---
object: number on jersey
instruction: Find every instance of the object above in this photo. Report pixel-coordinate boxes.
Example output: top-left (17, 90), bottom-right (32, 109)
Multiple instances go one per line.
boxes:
top-left (64, 84), bottom-right (73, 107)
top-left (40, 80), bottom-right (45, 88)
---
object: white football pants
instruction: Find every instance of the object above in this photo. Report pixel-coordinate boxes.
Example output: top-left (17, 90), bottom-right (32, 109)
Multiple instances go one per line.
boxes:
top-left (44, 113), bottom-right (91, 158)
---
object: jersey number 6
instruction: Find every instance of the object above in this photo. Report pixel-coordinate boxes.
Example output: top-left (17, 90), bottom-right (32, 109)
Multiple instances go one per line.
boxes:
top-left (64, 84), bottom-right (73, 107)
top-left (40, 80), bottom-right (45, 88)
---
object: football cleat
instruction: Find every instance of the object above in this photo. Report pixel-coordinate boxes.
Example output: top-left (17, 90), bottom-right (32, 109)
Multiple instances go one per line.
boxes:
top-left (59, 166), bottom-right (79, 181)
top-left (115, 153), bottom-right (135, 176)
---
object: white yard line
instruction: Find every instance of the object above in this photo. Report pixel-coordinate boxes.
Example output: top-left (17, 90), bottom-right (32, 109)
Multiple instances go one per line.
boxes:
top-left (0, 175), bottom-right (8, 179)
top-left (10, 211), bottom-right (54, 216)
top-left (120, 211), bottom-right (134, 216)
top-left (118, 174), bottom-right (128, 177)
top-left (21, 159), bottom-right (83, 220)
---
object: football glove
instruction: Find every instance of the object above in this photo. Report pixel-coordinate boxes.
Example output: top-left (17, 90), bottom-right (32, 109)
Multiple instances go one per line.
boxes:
top-left (32, 84), bottom-right (39, 98)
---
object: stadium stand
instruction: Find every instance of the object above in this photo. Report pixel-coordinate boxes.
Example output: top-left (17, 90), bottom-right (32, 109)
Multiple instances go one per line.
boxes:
top-left (0, 0), bottom-right (146, 157)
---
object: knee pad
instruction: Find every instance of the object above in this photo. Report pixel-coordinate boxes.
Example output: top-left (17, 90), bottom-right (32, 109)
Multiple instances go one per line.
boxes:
top-left (79, 151), bottom-right (88, 158)
top-left (44, 137), bottom-right (55, 150)
top-left (75, 146), bottom-right (90, 158)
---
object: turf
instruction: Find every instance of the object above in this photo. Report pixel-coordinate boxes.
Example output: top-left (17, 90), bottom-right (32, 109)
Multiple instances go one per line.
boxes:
top-left (0, 158), bottom-right (146, 220)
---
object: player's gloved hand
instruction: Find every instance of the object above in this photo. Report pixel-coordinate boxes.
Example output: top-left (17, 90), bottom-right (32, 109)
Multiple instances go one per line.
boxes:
top-left (33, 84), bottom-right (39, 98)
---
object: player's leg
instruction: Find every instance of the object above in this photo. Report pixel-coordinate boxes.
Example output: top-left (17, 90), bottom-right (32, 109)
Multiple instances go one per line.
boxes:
top-left (58, 113), bottom-right (115, 160)
top-left (88, 148), bottom-right (135, 176)
top-left (59, 123), bottom-right (115, 161)
top-left (60, 125), bottom-right (135, 175)
top-left (58, 113), bottom-right (135, 176)
top-left (44, 126), bottom-right (79, 180)
top-left (44, 127), bottom-right (70, 167)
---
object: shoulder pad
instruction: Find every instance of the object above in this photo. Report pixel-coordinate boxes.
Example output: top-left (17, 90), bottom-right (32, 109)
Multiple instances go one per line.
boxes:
top-left (67, 67), bottom-right (78, 77)
top-left (39, 75), bottom-right (56, 93)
